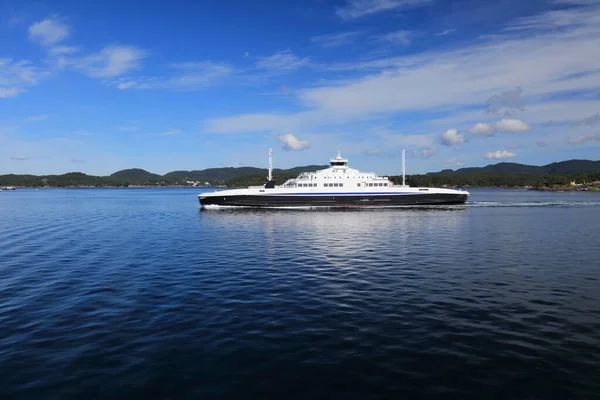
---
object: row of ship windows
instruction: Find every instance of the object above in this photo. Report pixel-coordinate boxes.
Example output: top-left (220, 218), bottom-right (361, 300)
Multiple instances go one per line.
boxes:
top-left (294, 182), bottom-right (389, 187)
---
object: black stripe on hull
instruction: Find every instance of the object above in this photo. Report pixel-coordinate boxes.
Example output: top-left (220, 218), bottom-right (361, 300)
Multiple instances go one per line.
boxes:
top-left (199, 193), bottom-right (468, 208)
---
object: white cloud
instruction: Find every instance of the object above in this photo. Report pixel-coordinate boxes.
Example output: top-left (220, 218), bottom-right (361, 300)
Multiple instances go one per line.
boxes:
top-left (29, 16), bottom-right (69, 46)
top-left (469, 119), bottom-right (530, 136)
top-left (441, 129), bottom-right (464, 146)
top-left (279, 134), bottom-right (310, 151)
top-left (10, 155), bottom-right (30, 161)
top-left (495, 118), bottom-right (531, 133)
top-left (469, 122), bottom-right (495, 136)
top-left (336, 0), bottom-right (433, 20)
top-left (75, 46), bottom-right (146, 78)
top-left (256, 50), bottom-right (309, 71)
top-left (379, 30), bottom-right (413, 46)
top-left (111, 62), bottom-right (232, 90)
top-left (27, 115), bottom-right (48, 121)
top-left (577, 112), bottom-right (600, 126)
top-left (436, 29), bottom-right (456, 36)
top-left (363, 148), bottom-right (382, 155)
top-left (485, 150), bottom-right (517, 159)
top-left (445, 159), bottom-right (464, 166)
top-left (312, 31), bottom-right (363, 48)
top-left (567, 133), bottom-right (600, 144)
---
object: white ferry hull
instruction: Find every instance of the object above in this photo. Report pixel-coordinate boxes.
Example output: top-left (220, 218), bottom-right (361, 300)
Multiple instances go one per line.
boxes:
top-left (199, 190), bottom-right (468, 208)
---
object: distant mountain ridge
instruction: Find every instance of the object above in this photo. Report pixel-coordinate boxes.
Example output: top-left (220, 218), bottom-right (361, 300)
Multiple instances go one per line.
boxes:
top-left (111, 165), bottom-right (329, 183)
top-left (431, 160), bottom-right (600, 175)
top-left (2, 159), bottom-right (599, 188)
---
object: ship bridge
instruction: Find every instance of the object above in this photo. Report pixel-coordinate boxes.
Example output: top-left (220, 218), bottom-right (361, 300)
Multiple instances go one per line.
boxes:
top-left (329, 151), bottom-right (348, 168)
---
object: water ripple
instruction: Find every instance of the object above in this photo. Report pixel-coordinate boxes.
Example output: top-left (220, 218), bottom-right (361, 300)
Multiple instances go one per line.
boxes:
top-left (1, 188), bottom-right (599, 399)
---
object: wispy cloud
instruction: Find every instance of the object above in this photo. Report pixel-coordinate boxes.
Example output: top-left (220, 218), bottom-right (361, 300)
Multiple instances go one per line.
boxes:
top-left (206, 2), bottom-right (600, 141)
top-left (159, 129), bottom-right (183, 136)
top-left (436, 29), bottom-right (456, 36)
top-left (485, 87), bottom-right (525, 116)
top-left (48, 46), bottom-right (79, 56)
top-left (379, 30), bottom-right (413, 46)
top-left (567, 133), bottom-right (600, 145)
top-left (279, 134), bottom-right (310, 151)
top-left (28, 15), bottom-right (69, 47)
top-left (10, 155), bottom-right (29, 161)
top-left (441, 129), bottom-right (464, 146)
top-left (0, 59), bottom-right (49, 98)
top-left (485, 150), bottom-right (516, 159)
top-left (27, 114), bottom-right (48, 121)
top-left (256, 50), bottom-right (309, 71)
top-left (363, 148), bottom-right (382, 155)
top-left (69, 158), bottom-right (86, 164)
top-left (409, 146), bottom-right (436, 158)
top-left (311, 31), bottom-right (363, 48)
top-left (336, 0), bottom-right (434, 20)
top-left (445, 159), bottom-right (464, 166)
top-left (74, 45), bottom-right (147, 78)
top-left (111, 62), bottom-right (232, 91)
top-left (536, 141), bottom-right (549, 147)
top-left (577, 112), bottom-right (600, 126)
top-left (118, 126), bottom-right (139, 132)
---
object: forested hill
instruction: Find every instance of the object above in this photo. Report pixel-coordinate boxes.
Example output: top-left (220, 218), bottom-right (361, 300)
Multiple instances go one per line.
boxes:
top-left (432, 160), bottom-right (600, 175)
top-left (0, 165), bottom-right (328, 187)
top-left (1, 160), bottom-right (599, 188)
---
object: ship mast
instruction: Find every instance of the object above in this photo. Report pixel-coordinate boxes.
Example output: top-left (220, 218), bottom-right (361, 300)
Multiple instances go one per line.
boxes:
top-left (402, 149), bottom-right (406, 187)
top-left (268, 147), bottom-right (273, 181)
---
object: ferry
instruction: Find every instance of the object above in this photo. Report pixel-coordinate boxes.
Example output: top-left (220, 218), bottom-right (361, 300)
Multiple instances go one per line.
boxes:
top-left (1, 186), bottom-right (16, 191)
top-left (198, 149), bottom-right (468, 208)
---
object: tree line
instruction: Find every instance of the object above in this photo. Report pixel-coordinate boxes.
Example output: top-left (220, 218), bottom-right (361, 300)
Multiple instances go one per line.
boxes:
top-left (2, 171), bottom-right (600, 188)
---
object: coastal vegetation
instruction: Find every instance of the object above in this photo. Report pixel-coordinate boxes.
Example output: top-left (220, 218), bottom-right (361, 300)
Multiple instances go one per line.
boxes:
top-left (2, 160), bottom-right (599, 190)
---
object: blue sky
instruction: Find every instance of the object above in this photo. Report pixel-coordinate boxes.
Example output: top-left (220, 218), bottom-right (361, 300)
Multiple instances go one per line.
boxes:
top-left (1, 0), bottom-right (600, 176)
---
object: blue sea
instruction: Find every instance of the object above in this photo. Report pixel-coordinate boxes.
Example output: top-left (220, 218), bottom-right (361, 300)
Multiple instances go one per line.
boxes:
top-left (1, 188), bottom-right (600, 399)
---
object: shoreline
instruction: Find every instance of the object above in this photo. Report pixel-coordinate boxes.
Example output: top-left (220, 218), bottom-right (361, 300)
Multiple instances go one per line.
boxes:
top-left (3, 185), bottom-right (599, 192)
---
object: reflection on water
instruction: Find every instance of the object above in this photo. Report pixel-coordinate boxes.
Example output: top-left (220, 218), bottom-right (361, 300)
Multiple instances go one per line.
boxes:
top-left (1, 188), bottom-right (599, 399)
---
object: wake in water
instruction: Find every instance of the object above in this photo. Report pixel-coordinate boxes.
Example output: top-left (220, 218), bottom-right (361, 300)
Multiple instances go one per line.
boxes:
top-left (468, 200), bottom-right (600, 208)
